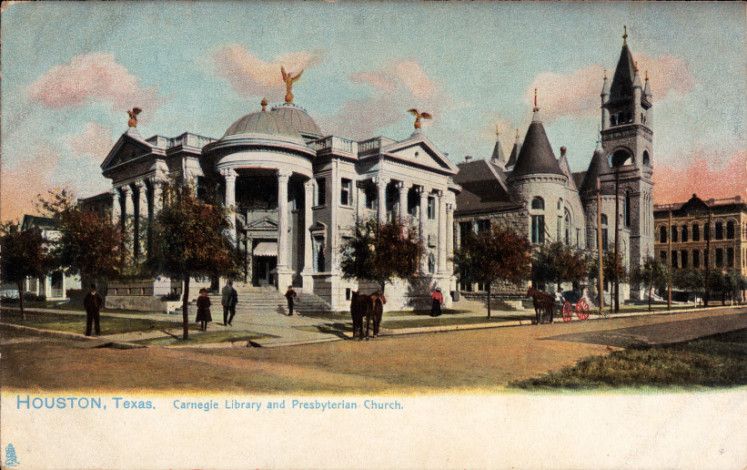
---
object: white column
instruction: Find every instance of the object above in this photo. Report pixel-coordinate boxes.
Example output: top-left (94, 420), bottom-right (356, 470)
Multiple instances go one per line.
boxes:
top-left (302, 179), bottom-right (315, 291)
top-left (111, 187), bottom-right (122, 226)
top-left (276, 170), bottom-right (292, 289)
top-left (398, 181), bottom-right (408, 222)
top-left (437, 190), bottom-right (447, 275)
top-left (44, 275), bottom-right (52, 299)
top-left (150, 177), bottom-right (163, 214)
top-left (376, 176), bottom-right (388, 223)
top-left (418, 186), bottom-right (429, 272)
top-left (121, 185), bottom-right (134, 259)
top-left (134, 180), bottom-right (148, 259)
top-left (221, 168), bottom-right (238, 241)
top-left (445, 195), bottom-right (455, 307)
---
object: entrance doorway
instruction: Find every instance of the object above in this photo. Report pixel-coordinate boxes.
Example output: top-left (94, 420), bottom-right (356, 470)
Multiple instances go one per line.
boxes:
top-left (253, 256), bottom-right (277, 287)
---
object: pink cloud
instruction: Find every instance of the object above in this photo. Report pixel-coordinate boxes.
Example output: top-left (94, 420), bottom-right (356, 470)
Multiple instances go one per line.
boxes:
top-left (653, 150), bottom-right (747, 204)
top-left (65, 122), bottom-right (114, 160)
top-left (211, 44), bottom-right (323, 101)
top-left (527, 52), bottom-right (695, 122)
top-left (1, 145), bottom-right (64, 222)
top-left (27, 53), bottom-right (161, 115)
top-left (326, 59), bottom-right (447, 139)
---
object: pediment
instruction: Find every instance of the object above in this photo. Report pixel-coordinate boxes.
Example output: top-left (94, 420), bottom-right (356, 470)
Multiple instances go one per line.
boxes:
top-left (246, 217), bottom-right (278, 231)
top-left (382, 135), bottom-right (458, 175)
top-left (101, 131), bottom-right (154, 171)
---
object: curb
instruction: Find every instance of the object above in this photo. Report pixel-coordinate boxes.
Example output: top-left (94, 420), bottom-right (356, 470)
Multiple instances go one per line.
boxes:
top-left (0, 323), bottom-right (145, 349)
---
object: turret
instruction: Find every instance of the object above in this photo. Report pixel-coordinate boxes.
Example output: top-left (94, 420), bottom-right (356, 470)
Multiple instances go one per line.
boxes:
top-left (601, 69), bottom-right (610, 130)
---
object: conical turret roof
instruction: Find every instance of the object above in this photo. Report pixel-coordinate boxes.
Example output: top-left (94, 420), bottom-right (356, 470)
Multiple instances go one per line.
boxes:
top-left (490, 136), bottom-right (505, 165)
top-left (580, 145), bottom-right (610, 194)
top-left (511, 120), bottom-right (563, 178)
top-left (608, 43), bottom-right (636, 105)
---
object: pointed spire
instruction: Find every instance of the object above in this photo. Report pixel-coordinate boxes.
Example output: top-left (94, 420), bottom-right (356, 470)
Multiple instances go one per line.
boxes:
top-left (506, 128), bottom-right (522, 169)
top-left (633, 64), bottom-right (642, 89)
top-left (623, 25), bottom-right (628, 45)
top-left (601, 69), bottom-right (610, 98)
top-left (643, 70), bottom-right (652, 97)
top-left (490, 125), bottom-right (506, 164)
top-left (608, 28), bottom-right (637, 104)
top-left (532, 88), bottom-right (541, 122)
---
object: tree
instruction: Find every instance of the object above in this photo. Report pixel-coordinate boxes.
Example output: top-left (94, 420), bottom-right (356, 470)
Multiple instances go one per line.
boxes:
top-left (147, 183), bottom-right (239, 340)
top-left (339, 218), bottom-right (423, 295)
top-left (673, 268), bottom-right (705, 306)
top-left (0, 223), bottom-right (48, 317)
top-left (587, 251), bottom-right (627, 307)
top-left (631, 257), bottom-right (668, 311)
top-left (38, 189), bottom-right (126, 283)
top-left (453, 226), bottom-right (531, 318)
top-left (532, 242), bottom-right (588, 291)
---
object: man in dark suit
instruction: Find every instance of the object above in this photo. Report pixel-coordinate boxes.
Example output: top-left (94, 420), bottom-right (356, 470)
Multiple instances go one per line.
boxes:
top-left (83, 283), bottom-right (104, 336)
top-left (221, 280), bottom-right (238, 326)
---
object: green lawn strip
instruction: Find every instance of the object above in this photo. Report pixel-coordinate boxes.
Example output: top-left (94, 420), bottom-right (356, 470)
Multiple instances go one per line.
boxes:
top-left (511, 328), bottom-right (747, 389)
top-left (382, 315), bottom-right (533, 329)
top-left (135, 330), bottom-right (272, 346)
top-left (299, 309), bottom-right (484, 321)
top-left (0, 310), bottom-right (189, 335)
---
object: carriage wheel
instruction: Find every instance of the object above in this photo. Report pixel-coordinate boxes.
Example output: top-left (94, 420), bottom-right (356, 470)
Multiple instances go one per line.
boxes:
top-left (576, 299), bottom-right (590, 320)
top-left (562, 301), bottom-right (572, 322)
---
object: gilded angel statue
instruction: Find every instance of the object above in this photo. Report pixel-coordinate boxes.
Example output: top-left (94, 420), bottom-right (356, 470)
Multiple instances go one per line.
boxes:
top-left (407, 108), bottom-right (432, 129)
top-left (127, 107), bottom-right (142, 128)
top-left (281, 66), bottom-right (303, 104)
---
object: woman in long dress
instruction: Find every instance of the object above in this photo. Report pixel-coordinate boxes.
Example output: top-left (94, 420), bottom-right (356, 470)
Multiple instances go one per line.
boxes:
top-left (195, 288), bottom-right (212, 331)
top-left (430, 287), bottom-right (444, 317)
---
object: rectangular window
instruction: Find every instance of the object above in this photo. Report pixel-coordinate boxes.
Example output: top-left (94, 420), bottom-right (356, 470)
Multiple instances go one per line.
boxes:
top-left (660, 251), bottom-right (667, 263)
top-left (692, 224), bottom-right (700, 241)
top-left (693, 250), bottom-right (700, 268)
top-left (476, 219), bottom-right (491, 233)
top-left (315, 178), bottom-right (326, 207)
top-left (680, 250), bottom-right (687, 268)
top-left (715, 222), bottom-right (723, 240)
top-left (602, 228), bottom-right (608, 252)
top-left (671, 251), bottom-right (678, 269)
top-left (427, 197), bottom-right (436, 220)
top-left (671, 226), bottom-right (678, 243)
top-left (715, 248), bottom-right (723, 267)
top-left (365, 185), bottom-right (376, 210)
top-left (459, 222), bottom-right (472, 243)
top-left (681, 226), bottom-right (688, 242)
top-left (531, 215), bottom-right (545, 244)
top-left (340, 178), bottom-right (352, 206)
top-left (727, 247), bottom-right (734, 267)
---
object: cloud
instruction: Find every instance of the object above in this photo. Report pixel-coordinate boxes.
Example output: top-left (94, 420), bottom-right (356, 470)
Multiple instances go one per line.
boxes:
top-left (65, 122), bottom-right (114, 160)
top-left (27, 53), bottom-right (161, 114)
top-left (526, 53), bottom-right (695, 122)
top-left (211, 44), bottom-right (323, 101)
top-left (1, 145), bottom-right (64, 222)
top-left (653, 150), bottom-right (746, 204)
top-left (325, 59), bottom-right (448, 139)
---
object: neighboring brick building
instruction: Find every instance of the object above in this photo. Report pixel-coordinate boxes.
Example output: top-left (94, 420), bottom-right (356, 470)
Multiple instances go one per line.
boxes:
top-left (654, 194), bottom-right (747, 279)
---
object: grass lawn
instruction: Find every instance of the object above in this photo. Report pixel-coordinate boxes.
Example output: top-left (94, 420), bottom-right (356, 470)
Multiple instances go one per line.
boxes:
top-left (383, 314), bottom-right (534, 329)
top-left (512, 328), bottom-right (747, 389)
top-left (0, 310), bottom-right (191, 335)
top-left (136, 330), bottom-right (272, 346)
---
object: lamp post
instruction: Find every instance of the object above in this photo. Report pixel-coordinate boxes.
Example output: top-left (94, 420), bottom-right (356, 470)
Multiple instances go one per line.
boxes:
top-left (596, 178), bottom-right (605, 316)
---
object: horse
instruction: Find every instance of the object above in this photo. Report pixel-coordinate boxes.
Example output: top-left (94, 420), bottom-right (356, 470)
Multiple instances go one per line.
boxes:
top-left (350, 291), bottom-right (386, 340)
top-left (526, 287), bottom-right (555, 324)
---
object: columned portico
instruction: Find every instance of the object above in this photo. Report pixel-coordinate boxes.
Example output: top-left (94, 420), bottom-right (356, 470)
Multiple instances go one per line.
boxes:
top-left (134, 180), bottom-right (148, 259)
top-left (276, 169), bottom-right (293, 289)
top-left (302, 179), bottom-right (314, 291)
top-left (376, 176), bottom-right (389, 223)
top-left (121, 185), bottom-right (134, 256)
top-left (437, 190), bottom-right (447, 275)
top-left (418, 186), bottom-right (429, 272)
top-left (221, 168), bottom-right (238, 240)
top-left (398, 181), bottom-right (409, 222)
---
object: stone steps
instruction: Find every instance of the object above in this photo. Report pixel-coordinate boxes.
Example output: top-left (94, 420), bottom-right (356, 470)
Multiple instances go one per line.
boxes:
top-left (208, 289), bottom-right (332, 315)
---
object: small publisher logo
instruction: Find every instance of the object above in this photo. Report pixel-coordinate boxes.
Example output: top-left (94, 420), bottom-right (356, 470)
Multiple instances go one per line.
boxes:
top-left (5, 443), bottom-right (20, 467)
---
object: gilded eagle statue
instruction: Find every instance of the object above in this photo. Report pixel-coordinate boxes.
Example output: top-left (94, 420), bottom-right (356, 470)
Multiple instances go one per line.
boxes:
top-left (281, 66), bottom-right (303, 104)
top-left (127, 107), bottom-right (142, 128)
top-left (407, 108), bottom-right (432, 130)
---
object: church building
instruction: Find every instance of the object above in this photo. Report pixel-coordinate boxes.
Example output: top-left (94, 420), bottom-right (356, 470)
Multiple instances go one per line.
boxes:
top-left (454, 30), bottom-right (655, 301)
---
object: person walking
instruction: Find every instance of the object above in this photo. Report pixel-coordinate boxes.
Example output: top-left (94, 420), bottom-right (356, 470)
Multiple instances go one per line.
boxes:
top-left (430, 287), bottom-right (444, 317)
top-left (83, 283), bottom-right (104, 336)
top-left (196, 288), bottom-right (212, 331)
top-left (371, 291), bottom-right (386, 338)
top-left (221, 280), bottom-right (238, 326)
top-left (284, 285), bottom-right (297, 316)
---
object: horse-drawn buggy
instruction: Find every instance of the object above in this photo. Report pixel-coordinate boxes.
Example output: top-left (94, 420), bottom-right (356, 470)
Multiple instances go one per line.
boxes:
top-left (527, 288), bottom-right (593, 324)
top-left (558, 291), bottom-right (591, 322)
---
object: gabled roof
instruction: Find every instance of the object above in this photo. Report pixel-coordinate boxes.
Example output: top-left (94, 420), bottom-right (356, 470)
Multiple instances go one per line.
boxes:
top-left (511, 121), bottom-right (563, 178)
top-left (380, 130), bottom-right (459, 175)
top-left (608, 43), bottom-right (636, 104)
top-left (454, 159), bottom-right (520, 215)
top-left (100, 128), bottom-right (155, 172)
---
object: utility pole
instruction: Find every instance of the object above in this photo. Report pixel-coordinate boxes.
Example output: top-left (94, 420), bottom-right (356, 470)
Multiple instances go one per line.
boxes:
top-left (596, 178), bottom-right (604, 316)
top-left (667, 209), bottom-right (672, 310)
top-left (704, 210), bottom-right (712, 307)
top-left (613, 167), bottom-right (620, 313)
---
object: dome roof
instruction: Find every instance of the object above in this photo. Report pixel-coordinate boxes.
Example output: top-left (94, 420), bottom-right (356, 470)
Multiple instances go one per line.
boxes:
top-left (271, 103), bottom-right (322, 138)
top-left (223, 110), bottom-right (302, 139)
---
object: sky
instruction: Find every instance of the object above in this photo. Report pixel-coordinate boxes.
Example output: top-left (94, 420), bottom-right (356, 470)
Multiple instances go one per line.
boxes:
top-left (1, 1), bottom-right (745, 222)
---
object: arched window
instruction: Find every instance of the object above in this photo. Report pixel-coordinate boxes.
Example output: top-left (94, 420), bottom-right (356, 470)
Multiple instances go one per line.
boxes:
top-left (681, 225), bottom-right (688, 242)
top-left (671, 225), bottom-right (678, 243)
top-left (715, 221), bottom-right (724, 240)
top-left (692, 224), bottom-right (700, 241)
top-left (659, 226), bottom-right (667, 243)
top-left (611, 149), bottom-right (633, 167)
top-left (531, 197), bottom-right (544, 210)
top-left (531, 197), bottom-right (545, 244)
top-left (726, 220), bottom-right (735, 239)
top-left (643, 150), bottom-right (650, 166)
top-left (564, 208), bottom-right (572, 245)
